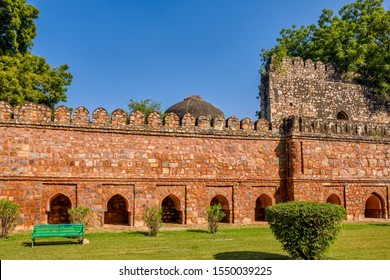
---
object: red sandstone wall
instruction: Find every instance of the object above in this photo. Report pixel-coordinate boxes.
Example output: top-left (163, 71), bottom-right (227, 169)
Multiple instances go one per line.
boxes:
top-left (0, 122), bottom-right (285, 228)
top-left (288, 135), bottom-right (390, 220)
top-left (0, 125), bottom-right (284, 180)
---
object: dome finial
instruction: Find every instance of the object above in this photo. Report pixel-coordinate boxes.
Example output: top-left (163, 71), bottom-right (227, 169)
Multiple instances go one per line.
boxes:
top-left (185, 95), bottom-right (203, 101)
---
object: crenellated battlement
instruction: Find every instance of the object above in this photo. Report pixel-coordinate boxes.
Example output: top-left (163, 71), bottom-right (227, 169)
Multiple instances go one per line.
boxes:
top-left (272, 56), bottom-right (337, 80)
top-left (261, 56), bottom-right (390, 132)
top-left (284, 115), bottom-right (390, 139)
top-left (0, 101), bottom-right (271, 136)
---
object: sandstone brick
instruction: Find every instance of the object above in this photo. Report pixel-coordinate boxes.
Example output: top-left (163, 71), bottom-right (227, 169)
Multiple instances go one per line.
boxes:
top-left (1, 56), bottom-right (389, 229)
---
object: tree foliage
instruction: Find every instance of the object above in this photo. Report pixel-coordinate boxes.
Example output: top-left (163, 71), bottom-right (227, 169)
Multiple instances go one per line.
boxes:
top-left (128, 98), bottom-right (163, 117)
top-left (0, 53), bottom-right (72, 108)
top-left (68, 206), bottom-right (92, 225)
top-left (261, 0), bottom-right (390, 99)
top-left (0, 0), bottom-right (72, 108)
top-left (142, 206), bottom-right (163, 237)
top-left (205, 204), bottom-right (226, 234)
top-left (0, 199), bottom-right (20, 238)
top-left (0, 0), bottom-right (38, 56)
top-left (265, 201), bottom-right (346, 260)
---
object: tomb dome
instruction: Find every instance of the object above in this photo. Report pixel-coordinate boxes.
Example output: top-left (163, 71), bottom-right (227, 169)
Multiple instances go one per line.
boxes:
top-left (165, 95), bottom-right (224, 119)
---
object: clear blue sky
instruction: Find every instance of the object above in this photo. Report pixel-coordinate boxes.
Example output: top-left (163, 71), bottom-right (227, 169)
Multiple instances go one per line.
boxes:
top-left (28, 0), bottom-right (389, 120)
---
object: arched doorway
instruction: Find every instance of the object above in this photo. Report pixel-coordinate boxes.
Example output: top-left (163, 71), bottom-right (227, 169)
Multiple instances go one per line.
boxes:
top-left (326, 194), bottom-right (342, 205)
top-left (48, 194), bottom-right (71, 224)
top-left (161, 195), bottom-right (182, 224)
top-left (365, 193), bottom-right (385, 219)
top-left (255, 194), bottom-right (272, 221)
top-left (104, 194), bottom-right (129, 225)
top-left (210, 195), bottom-right (229, 223)
top-left (336, 111), bottom-right (349, 120)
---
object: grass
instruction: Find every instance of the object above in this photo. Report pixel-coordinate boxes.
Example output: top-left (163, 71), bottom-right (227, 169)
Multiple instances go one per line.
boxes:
top-left (0, 222), bottom-right (389, 260)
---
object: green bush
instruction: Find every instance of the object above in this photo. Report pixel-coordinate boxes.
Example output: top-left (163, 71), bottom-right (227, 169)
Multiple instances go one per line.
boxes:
top-left (68, 206), bottom-right (92, 225)
top-left (142, 206), bottom-right (163, 237)
top-left (206, 204), bottom-right (226, 234)
top-left (265, 201), bottom-right (346, 260)
top-left (0, 199), bottom-right (20, 238)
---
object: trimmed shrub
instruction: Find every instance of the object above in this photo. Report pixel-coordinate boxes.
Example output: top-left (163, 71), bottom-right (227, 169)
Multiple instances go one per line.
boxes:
top-left (142, 206), bottom-right (163, 237)
top-left (0, 199), bottom-right (20, 238)
top-left (206, 204), bottom-right (226, 234)
top-left (265, 201), bottom-right (346, 260)
top-left (68, 206), bottom-right (92, 225)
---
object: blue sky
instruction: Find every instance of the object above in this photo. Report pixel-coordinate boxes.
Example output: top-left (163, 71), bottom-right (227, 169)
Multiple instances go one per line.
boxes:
top-left (28, 0), bottom-right (389, 120)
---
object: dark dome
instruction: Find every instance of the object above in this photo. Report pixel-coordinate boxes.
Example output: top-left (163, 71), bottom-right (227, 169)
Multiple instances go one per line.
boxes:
top-left (165, 95), bottom-right (224, 119)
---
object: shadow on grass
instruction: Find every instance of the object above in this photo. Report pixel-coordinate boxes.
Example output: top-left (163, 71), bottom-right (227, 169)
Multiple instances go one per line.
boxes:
top-left (369, 223), bottom-right (390, 227)
top-left (214, 251), bottom-right (289, 260)
top-left (124, 231), bottom-right (150, 237)
top-left (186, 229), bottom-right (209, 234)
top-left (22, 240), bottom-right (81, 248)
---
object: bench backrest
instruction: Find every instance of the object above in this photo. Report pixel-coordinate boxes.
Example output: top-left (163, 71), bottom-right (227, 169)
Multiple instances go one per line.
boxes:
top-left (32, 224), bottom-right (84, 234)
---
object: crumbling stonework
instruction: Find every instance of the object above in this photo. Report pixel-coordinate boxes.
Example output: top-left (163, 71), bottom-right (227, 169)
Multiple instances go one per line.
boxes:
top-left (0, 56), bottom-right (389, 229)
top-left (265, 57), bottom-right (390, 221)
top-left (260, 56), bottom-right (389, 131)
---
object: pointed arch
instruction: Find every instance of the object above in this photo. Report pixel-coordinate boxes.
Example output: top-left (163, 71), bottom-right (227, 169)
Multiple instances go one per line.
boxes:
top-left (47, 193), bottom-right (71, 224)
top-left (161, 194), bottom-right (182, 224)
top-left (326, 193), bottom-right (342, 205)
top-left (336, 111), bottom-right (349, 120)
top-left (104, 194), bottom-right (130, 225)
top-left (255, 194), bottom-right (273, 221)
top-left (365, 193), bottom-right (385, 219)
top-left (210, 195), bottom-right (229, 223)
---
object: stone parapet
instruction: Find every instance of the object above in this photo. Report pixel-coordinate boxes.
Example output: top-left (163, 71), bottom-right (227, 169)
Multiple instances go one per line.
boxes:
top-left (284, 116), bottom-right (390, 140)
top-left (0, 102), bottom-right (272, 137)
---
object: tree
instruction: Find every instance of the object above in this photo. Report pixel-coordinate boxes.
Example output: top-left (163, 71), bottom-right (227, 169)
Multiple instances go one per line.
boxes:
top-left (205, 204), bottom-right (226, 234)
top-left (142, 206), bottom-right (163, 237)
top-left (265, 201), bottom-right (346, 260)
top-left (68, 206), bottom-right (92, 225)
top-left (128, 98), bottom-right (163, 117)
top-left (0, 0), bottom-right (72, 108)
top-left (261, 0), bottom-right (390, 100)
top-left (0, 199), bottom-right (20, 238)
top-left (0, 53), bottom-right (72, 108)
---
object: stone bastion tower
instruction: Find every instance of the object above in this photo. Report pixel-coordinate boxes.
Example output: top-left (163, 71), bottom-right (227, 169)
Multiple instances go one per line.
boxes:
top-left (260, 56), bottom-right (390, 220)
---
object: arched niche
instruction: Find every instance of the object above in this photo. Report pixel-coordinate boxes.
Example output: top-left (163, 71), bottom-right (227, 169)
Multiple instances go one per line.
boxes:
top-left (104, 194), bottom-right (130, 225)
top-left (47, 193), bottom-right (71, 224)
top-left (161, 194), bottom-right (182, 224)
top-left (336, 111), bottom-right (349, 120)
top-left (255, 194), bottom-right (272, 221)
top-left (210, 195), bottom-right (230, 223)
top-left (326, 194), bottom-right (342, 205)
top-left (365, 193), bottom-right (385, 219)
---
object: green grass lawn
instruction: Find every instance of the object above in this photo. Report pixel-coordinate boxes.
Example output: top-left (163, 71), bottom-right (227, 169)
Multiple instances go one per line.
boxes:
top-left (0, 222), bottom-right (389, 260)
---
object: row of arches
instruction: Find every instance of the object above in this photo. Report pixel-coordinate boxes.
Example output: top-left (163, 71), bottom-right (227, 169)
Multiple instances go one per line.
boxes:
top-left (326, 193), bottom-right (386, 219)
top-left (46, 192), bottom-right (387, 225)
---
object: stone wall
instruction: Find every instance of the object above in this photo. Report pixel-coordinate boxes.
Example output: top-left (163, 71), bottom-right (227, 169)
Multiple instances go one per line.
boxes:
top-left (285, 119), bottom-right (390, 220)
top-left (261, 56), bottom-right (390, 131)
top-left (259, 56), bottom-right (390, 221)
top-left (0, 101), bottom-right (285, 228)
top-left (1, 54), bottom-right (390, 228)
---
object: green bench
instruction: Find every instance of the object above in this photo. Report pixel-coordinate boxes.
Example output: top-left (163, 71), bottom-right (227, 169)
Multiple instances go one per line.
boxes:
top-left (31, 224), bottom-right (84, 247)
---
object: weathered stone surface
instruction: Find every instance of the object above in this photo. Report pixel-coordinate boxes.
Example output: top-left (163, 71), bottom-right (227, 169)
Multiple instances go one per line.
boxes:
top-left (1, 56), bottom-right (389, 229)
top-left (260, 56), bottom-right (389, 131)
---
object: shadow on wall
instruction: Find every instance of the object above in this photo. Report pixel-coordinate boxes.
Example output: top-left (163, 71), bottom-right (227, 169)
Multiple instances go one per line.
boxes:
top-left (213, 251), bottom-right (289, 260)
